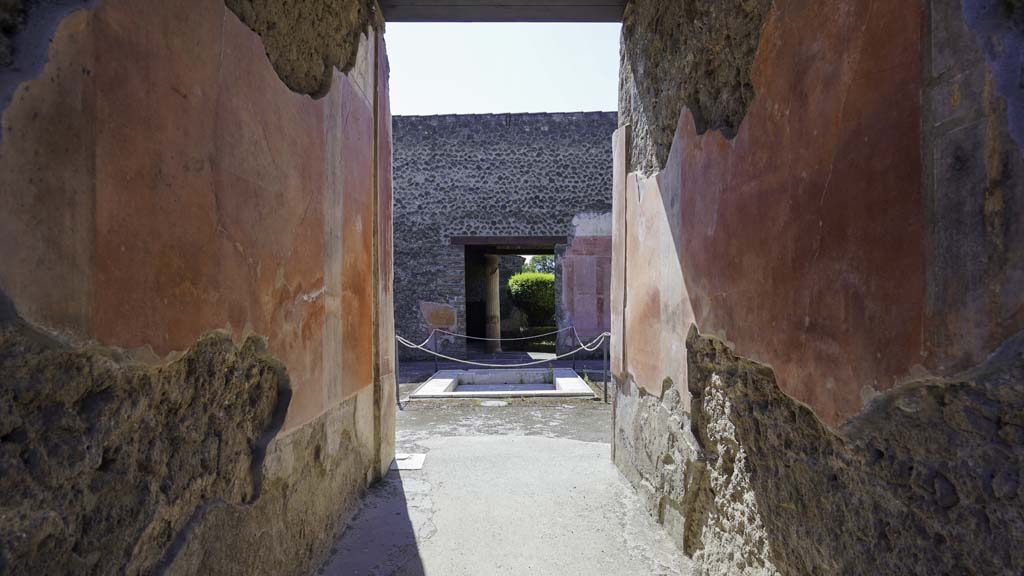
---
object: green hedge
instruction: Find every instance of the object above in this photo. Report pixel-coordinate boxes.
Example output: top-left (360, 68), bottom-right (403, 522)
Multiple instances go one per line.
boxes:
top-left (508, 272), bottom-right (555, 326)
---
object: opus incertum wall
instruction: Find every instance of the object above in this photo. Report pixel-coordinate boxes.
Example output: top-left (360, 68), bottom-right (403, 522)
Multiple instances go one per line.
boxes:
top-left (611, 1), bottom-right (1024, 573)
top-left (0, 1), bottom-right (394, 573)
top-left (393, 112), bottom-right (617, 358)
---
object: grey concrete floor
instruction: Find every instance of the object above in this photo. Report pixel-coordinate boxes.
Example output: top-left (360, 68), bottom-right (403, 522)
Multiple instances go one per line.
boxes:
top-left (315, 379), bottom-right (691, 576)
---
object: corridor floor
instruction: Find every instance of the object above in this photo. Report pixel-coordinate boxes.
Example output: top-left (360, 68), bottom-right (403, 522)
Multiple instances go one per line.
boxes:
top-left (316, 385), bottom-right (691, 576)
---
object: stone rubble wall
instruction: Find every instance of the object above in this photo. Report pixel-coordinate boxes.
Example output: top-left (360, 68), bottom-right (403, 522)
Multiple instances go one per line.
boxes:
top-left (0, 317), bottom-right (286, 575)
top-left (618, 0), bottom-right (772, 175)
top-left (613, 0), bottom-right (1024, 573)
top-left (688, 327), bottom-right (1015, 573)
top-left (0, 310), bottom-right (381, 576)
top-left (224, 0), bottom-right (380, 97)
top-left (614, 327), bottom-right (1024, 575)
top-left (616, 0), bottom-right (932, 425)
top-left (0, 0), bottom-right (395, 574)
top-left (393, 112), bottom-right (616, 358)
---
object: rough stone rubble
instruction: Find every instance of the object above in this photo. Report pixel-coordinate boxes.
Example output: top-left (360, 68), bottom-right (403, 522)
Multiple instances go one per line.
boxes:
top-left (618, 0), bottom-right (772, 175)
top-left (616, 327), bottom-right (1024, 575)
top-left (0, 314), bottom-right (286, 574)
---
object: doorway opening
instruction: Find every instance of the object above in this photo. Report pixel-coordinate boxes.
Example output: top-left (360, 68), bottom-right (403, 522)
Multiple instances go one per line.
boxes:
top-left (461, 237), bottom-right (560, 356)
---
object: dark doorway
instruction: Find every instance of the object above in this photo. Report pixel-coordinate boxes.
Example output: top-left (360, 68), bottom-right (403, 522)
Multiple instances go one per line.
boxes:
top-left (455, 236), bottom-right (562, 356)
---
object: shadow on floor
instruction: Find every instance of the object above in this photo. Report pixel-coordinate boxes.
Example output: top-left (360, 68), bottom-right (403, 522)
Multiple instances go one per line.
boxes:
top-left (317, 471), bottom-right (426, 576)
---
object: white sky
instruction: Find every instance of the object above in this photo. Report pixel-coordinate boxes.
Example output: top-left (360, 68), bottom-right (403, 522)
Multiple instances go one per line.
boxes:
top-left (383, 23), bottom-right (621, 116)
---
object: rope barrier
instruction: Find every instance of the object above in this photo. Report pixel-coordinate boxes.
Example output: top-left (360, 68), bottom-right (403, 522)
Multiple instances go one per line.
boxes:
top-left (396, 332), bottom-right (611, 368)
top-left (575, 332), bottom-right (607, 352)
top-left (434, 326), bottom-right (571, 342)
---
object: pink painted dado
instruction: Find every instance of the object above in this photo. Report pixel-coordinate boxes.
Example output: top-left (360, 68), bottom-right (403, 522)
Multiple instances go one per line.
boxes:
top-left (0, 0), bottom-right (391, 431)
top-left (616, 0), bottom-right (926, 425)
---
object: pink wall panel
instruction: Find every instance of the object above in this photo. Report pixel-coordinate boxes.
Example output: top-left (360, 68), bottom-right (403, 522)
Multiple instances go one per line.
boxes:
top-left (618, 0), bottom-right (925, 424)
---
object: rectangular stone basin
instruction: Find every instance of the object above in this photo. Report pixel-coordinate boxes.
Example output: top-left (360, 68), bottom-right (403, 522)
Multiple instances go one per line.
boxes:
top-left (409, 368), bottom-right (595, 399)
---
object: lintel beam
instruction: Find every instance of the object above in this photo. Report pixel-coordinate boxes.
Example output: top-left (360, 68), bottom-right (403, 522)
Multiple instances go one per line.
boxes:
top-left (379, 1), bottom-right (626, 22)
top-left (450, 235), bottom-right (567, 247)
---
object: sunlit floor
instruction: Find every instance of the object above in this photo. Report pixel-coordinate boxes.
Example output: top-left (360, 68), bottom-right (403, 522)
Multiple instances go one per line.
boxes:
top-left (316, 386), bottom-right (690, 576)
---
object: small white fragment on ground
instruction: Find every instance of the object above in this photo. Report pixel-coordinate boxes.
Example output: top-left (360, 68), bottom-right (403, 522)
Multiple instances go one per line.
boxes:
top-left (390, 453), bottom-right (426, 470)
top-left (480, 400), bottom-right (508, 407)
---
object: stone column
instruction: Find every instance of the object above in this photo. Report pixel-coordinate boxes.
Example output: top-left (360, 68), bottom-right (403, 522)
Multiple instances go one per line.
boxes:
top-left (484, 254), bottom-right (502, 353)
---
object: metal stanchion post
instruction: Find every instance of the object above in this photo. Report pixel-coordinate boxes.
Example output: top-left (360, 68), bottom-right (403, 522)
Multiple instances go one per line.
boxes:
top-left (395, 335), bottom-right (404, 410)
top-left (603, 336), bottom-right (609, 403)
top-left (432, 332), bottom-right (439, 373)
top-left (570, 328), bottom-right (577, 372)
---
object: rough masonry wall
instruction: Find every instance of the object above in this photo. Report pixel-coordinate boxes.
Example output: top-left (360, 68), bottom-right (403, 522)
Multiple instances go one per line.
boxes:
top-left (393, 112), bottom-right (616, 357)
top-left (0, 325), bottom-right (382, 576)
top-left (225, 0), bottom-right (379, 97)
top-left (0, 0), bottom-right (382, 431)
top-left (613, 0), bottom-right (1024, 572)
top-left (0, 315), bottom-right (287, 575)
top-left (616, 327), bottom-right (1024, 576)
top-left (618, 0), bottom-right (928, 425)
top-left (618, 0), bottom-right (772, 175)
top-left (0, 0), bottom-right (394, 573)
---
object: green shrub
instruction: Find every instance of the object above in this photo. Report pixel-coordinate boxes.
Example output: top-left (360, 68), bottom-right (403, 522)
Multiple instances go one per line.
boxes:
top-left (508, 272), bottom-right (555, 326)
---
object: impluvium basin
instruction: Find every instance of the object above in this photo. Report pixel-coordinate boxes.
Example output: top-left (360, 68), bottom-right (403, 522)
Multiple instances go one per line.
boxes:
top-left (409, 368), bottom-right (595, 399)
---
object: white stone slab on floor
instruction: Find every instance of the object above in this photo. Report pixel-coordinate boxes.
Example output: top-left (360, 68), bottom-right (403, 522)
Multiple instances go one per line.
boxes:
top-left (409, 368), bottom-right (595, 399)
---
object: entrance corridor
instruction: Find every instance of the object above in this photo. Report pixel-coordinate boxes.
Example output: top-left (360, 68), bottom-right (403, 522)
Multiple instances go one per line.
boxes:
top-left (316, 386), bottom-right (689, 575)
